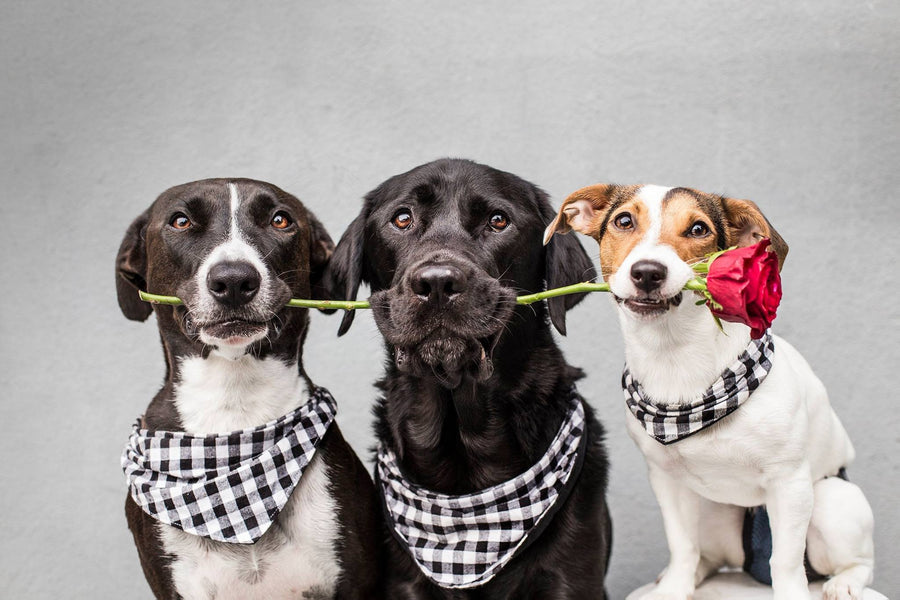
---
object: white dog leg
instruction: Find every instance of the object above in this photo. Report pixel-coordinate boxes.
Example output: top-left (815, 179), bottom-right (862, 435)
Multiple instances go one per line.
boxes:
top-left (766, 468), bottom-right (815, 600)
top-left (640, 466), bottom-right (702, 600)
top-left (695, 500), bottom-right (746, 585)
top-left (806, 478), bottom-right (874, 600)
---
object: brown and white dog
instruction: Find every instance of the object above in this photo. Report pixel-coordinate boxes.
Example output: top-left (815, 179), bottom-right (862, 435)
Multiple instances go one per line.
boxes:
top-left (116, 178), bottom-right (380, 599)
top-left (544, 184), bottom-right (874, 600)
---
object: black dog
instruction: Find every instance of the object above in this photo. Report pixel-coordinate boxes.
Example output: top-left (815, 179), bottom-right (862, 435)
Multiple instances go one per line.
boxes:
top-left (116, 178), bottom-right (379, 599)
top-left (325, 159), bottom-right (612, 599)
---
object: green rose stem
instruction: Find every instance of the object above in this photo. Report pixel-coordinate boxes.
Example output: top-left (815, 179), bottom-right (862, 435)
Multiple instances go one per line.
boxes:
top-left (137, 291), bottom-right (372, 310)
top-left (138, 280), bottom-right (716, 310)
top-left (514, 282), bottom-right (610, 305)
top-left (137, 250), bottom-right (728, 310)
top-left (286, 298), bottom-right (371, 310)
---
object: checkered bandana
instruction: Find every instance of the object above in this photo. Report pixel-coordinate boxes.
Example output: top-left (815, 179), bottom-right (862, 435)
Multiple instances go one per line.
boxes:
top-left (623, 331), bottom-right (775, 445)
top-left (121, 387), bottom-right (337, 544)
top-left (375, 391), bottom-right (587, 589)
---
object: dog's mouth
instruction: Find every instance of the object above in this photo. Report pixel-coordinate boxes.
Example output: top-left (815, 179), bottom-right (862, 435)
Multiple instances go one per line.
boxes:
top-left (617, 292), bottom-right (684, 316)
top-left (201, 318), bottom-right (270, 345)
top-left (179, 308), bottom-right (283, 350)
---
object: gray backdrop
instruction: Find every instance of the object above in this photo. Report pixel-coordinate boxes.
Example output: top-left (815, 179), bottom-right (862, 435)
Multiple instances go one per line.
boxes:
top-left (2, 1), bottom-right (897, 598)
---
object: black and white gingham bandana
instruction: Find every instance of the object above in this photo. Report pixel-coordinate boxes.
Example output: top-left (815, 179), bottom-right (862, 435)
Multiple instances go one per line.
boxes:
top-left (375, 391), bottom-right (587, 589)
top-left (121, 386), bottom-right (337, 544)
top-left (623, 331), bottom-right (775, 445)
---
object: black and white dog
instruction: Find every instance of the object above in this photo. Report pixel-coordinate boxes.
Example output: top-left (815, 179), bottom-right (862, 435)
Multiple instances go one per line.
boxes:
top-left (325, 159), bottom-right (612, 599)
top-left (116, 178), bottom-right (380, 599)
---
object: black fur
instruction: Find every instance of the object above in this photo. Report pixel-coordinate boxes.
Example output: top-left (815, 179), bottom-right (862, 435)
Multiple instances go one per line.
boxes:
top-left (116, 178), bottom-right (380, 599)
top-left (324, 159), bottom-right (612, 599)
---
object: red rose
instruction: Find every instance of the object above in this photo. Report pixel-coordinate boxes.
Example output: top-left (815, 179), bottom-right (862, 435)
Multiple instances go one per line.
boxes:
top-left (705, 239), bottom-right (782, 339)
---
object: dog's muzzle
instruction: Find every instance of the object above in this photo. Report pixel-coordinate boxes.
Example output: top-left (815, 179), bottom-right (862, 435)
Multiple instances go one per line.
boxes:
top-left (177, 260), bottom-right (292, 349)
top-left (371, 257), bottom-right (515, 388)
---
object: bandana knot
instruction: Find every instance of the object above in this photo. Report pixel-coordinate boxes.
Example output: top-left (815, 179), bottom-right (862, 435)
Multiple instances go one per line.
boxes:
top-left (376, 389), bottom-right (588, 589)
top-left (623, 331), bottom-right (775, 444)
top-left (121, 386), bottom-right (337, 544)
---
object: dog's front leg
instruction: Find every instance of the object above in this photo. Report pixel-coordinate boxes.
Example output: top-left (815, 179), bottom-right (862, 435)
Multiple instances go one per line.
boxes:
top-left (766, 467), bottom-right (815, 600)
top-left (640, 466), bottom-right (701, 600)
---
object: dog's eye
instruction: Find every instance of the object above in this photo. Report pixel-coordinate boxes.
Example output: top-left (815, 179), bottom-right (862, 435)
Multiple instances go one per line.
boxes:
top-left (489, 212), bottom-right (510, 232)
top-left (271, 211), bottom-right (293, 230)
top-left (169, 213), bottom-right (192, 230)
top-left (688, 221), bottom-right (710, 238)
top-left (392, 209), bottom-right (413, 230)
top-left (613, 213), bottom-right (633, 231)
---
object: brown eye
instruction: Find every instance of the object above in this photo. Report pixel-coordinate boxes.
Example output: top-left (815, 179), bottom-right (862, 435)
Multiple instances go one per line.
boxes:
top-left (689, 221), bottom-right (710, 237)
top-left (271, 211), bottom-right (292, 230)
top-left (489, 212), bottom-right (510, 231)
top-left (170, 213), bottom-right (192, 230)
top-left (392, 209), bottom-right (413, 230)
top-left (613, 212), bottom-right (633, 230)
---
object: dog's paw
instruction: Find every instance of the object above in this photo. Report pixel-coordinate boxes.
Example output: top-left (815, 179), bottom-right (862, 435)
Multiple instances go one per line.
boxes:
top-left (772, 585), bottom-right (812, 600)
top-left (822, 577), bottom-right (863, 600)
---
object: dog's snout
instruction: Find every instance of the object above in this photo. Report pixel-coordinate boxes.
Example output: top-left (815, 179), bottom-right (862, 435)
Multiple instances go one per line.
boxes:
top-left (410, 264), bottom-right (468, 304)
top-left (207, 261), bottom-right (261, 307)
top-left (630, 260), bottom-right (667, 293)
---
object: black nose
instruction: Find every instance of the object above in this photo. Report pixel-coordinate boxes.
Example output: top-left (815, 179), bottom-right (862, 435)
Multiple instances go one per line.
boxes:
top-left (630, 260), bottom-right (667, 293)
top-left (207, 261), bottom-right (261, 307)
top-left (409, 264), bottom-right (468, 305)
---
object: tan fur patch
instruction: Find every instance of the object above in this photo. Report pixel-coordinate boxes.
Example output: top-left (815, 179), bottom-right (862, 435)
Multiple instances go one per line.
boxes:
top-left (598, 198), bottom-right (649, 278)
top-left (658, 192), bottom-right (720, 264)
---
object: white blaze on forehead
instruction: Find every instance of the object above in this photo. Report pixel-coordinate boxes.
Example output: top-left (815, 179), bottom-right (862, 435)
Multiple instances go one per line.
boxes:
top-left (229, 182), bottom-right (241, 239)
top-left (204, 182), bottom-right (265, 262)
top-left (635, 184), bottom-right (672, 244)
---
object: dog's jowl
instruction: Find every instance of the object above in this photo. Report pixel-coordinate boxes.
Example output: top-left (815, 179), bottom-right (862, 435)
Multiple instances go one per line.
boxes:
top-left (545, 184), bottom-right (875, 600)
top-left (116, 179), bottom-right (380, 600)
top-left (325, 159), bottom-right (613, 599)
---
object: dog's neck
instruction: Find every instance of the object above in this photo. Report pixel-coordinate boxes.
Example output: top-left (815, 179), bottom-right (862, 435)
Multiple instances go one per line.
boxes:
top-left (618, 299), bottom-right (752, 407)
top-left (378, 314), bottom-right (578, 494)
top-left (172, 352), bottom-right (308, 434)
top-left (143, 310), bottom-right (311, 434)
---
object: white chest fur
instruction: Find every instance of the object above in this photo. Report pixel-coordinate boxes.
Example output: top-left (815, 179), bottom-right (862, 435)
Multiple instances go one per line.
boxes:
top-left (160, 353), bottom-right (341, 599)
top-left (624, 334), bottom-right (855, 507)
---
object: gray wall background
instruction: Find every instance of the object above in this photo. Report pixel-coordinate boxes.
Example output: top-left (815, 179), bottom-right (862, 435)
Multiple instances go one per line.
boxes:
top-left (2, 1), bottom-right (898, 597)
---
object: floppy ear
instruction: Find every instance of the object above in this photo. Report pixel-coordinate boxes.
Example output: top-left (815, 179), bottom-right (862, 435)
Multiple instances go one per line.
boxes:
top-left (544, 233), bottom-right (598, 335)
top-left (115, 209), bottom-right (153, 322)
top-left (538, 189), bottom-right (599, 336)
top-left (543, 184), bottom-right (617, 245)
top-left (304, 208), bottom-right (336, 301)
top-left (321, 212), bottom-right (366, 336)
top-left (721, 197), bottom-right (789, 269)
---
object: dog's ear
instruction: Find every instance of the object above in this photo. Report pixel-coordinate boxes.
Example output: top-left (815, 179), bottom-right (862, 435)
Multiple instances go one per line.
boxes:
top-left (539, 191), bottom-right (599, 336)
top-left (305, 208), bottom-right (336, 301)
top-left (543, 184), bottom-right (617, 245)
top-left (116, 209), bottom-right (153, 322)
top-left (322, 212), bottom-right (366, 336)
top-left (720, 197), bottom-right (789, 270)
